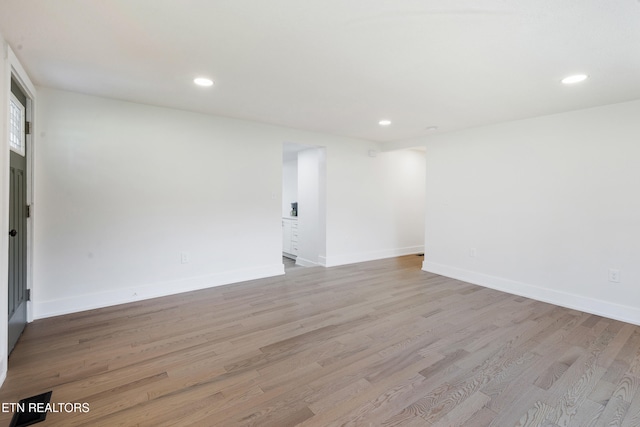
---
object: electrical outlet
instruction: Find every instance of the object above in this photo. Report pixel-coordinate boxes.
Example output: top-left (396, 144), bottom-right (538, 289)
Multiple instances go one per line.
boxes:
top-left (608, 268), bottom-right (620, 283)
top-left (180, 252), bottom-right (190, 264)
top-left (469, 248), bottom-right (477, 258)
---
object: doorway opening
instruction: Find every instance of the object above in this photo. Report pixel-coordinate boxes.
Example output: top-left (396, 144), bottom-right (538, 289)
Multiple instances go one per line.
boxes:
top-left (281, 142), bottom-right (326, 271)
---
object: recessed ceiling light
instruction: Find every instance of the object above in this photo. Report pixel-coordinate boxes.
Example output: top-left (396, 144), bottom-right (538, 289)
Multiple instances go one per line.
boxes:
top-left (194, 77), bottom-right (214, 87)
top-left (561, 74), bottom-right (588, 84)
top-left (378, 119), bottom-right (391, 126)
top-left (426, 126), bottom-right (438, 131)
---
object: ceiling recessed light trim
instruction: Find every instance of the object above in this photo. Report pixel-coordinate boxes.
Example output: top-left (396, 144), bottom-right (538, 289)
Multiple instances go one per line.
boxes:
top-left (194, 77), bottom-right (214, 87)
top-left (561, 74), bottom-right (588, 84)
top-left (426, 126), bottom-right (438, 131)
top-left (378, 119), bottom-right (392, 126)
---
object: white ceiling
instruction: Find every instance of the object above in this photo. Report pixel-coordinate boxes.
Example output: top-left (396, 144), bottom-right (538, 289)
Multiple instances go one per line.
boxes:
top-left (1, 1), bottom-right (639, 143)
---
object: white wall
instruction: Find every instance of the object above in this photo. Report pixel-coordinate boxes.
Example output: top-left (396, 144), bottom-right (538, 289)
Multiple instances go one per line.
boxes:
top-left (297, 147), bottom-right (326, 266)
top-left (324, 148), bottom-right (426, 266)
top-left (33, 88), bottom-right (426, 318)
top-left (419, 99), bottom-right (640, 325)
top-left (34, 88), bottom-right (285, 318)
top-left (282, 158), bottom-right (297, 217)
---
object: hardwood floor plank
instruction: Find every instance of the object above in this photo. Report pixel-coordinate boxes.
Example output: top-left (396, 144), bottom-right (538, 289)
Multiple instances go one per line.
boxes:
top-left (621, 384), bottom-right (640, 427)
top-left (306, 378), bottom-right (371, 415)
top-left (488, 386), bottom-right (557, 427)
top-left (302, 354), bottom-right (442, 427)
top-left (428, 391), bottom-right (491, 427)
top-left (485, 343), bottom-right (567, 414)
top-left (515, 400), bottom-right (557, 427)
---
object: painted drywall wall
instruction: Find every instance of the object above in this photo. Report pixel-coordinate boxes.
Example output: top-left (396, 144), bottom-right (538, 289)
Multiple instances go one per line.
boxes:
top-left (282, 158), bottom-right (297, 217)
top-left (297, 147), bottom-right (326, 266)
top-left (34, 88), bottom-right (285, 318)
top-left (324, 148), bottom-right (426, 266)
top-left (33, 88), bottom-right (425, 318)
top-left (419, 99), bottom-right (640, 325)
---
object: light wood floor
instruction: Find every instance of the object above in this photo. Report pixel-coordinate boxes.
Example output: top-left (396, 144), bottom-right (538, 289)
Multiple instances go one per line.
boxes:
top-left (2, 255), bottom-right (640, 426)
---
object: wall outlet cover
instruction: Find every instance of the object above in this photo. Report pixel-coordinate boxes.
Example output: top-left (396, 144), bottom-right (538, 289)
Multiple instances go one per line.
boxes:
top-left (608, 268), bottom-right (621, 283)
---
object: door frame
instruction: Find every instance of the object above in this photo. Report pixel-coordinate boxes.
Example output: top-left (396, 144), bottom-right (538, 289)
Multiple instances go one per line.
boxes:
top-left (1, 45), bottom-right (36, 379)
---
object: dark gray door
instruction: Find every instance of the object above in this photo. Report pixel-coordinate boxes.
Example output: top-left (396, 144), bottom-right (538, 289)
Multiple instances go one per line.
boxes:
top-left (8, 78), bottom-right (28, 354)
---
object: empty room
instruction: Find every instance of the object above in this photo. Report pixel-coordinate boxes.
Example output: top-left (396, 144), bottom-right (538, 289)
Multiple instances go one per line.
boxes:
top-left (0, 1), bottom-right (639, 426)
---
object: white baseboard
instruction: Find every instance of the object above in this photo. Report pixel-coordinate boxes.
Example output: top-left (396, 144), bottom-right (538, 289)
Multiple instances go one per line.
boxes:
top-left (33, 264), bottom-right (285, 320)
top-left (422, 260), bottom-right (640, 326)
top-left (324, 246), bottom-right (424, 267)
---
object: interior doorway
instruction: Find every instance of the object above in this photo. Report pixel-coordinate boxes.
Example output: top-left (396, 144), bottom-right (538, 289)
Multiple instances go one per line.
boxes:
top-left (281, 142), bottom-right (326, 270)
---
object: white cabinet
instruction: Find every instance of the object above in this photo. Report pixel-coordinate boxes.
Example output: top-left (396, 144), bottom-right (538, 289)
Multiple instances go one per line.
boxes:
top-left (282, 220), bottom-right (292, 253)
top-left (291, 220), bottom-right (299, 255)
top-left (282, 218), bottom-right (298, 258)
